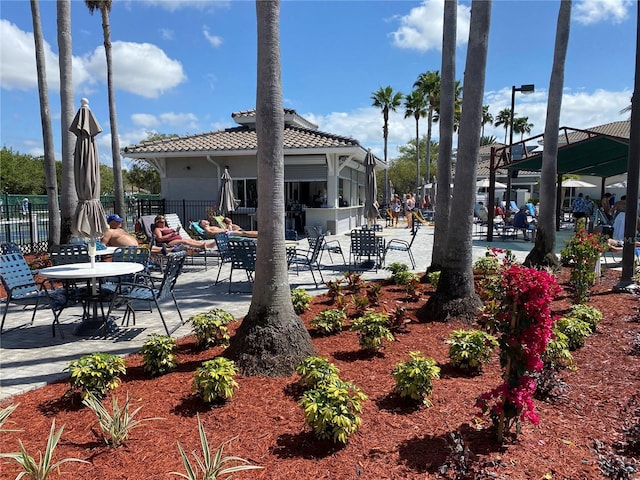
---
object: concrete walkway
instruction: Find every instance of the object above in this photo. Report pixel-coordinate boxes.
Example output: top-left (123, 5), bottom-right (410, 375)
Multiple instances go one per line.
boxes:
top-left (0, 223), bottom-right (573, 401)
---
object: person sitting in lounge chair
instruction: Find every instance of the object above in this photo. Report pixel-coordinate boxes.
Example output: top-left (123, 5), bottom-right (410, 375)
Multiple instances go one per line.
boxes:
top-left (102, 213), bottom-right (167, 254)
top-left (153, 215), bottom-right (216, 249)
top-left (221, 217), bottom-right (258, 238)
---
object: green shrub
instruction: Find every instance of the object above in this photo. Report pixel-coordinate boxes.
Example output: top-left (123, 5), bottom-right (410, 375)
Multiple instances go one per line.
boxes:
top-left (190, 309), bottom-right (234, 348)
top-left (140, 335), bottom-right (178, 377)
top-left (351, 295), bottom-right (369, 315)
top-left (299, 379), bottom-right (367, 444)
top-left (82, 393), bottom-right (162, 448)
top-left (392, 351), bottom-right (440, 406)
top-left (0, 420), bottom-right (88, 478)
top-left (296, 356), bottom-right (340, 389)
top-left (291, 288), bottom-right (312, 314)
top-left (365, 283), bottom-right (382, 305)
top-left (325, 279), bottom-right (343, 300)
top-left (310, 309), bottom-right (346, 336)
top-left (65, 353), bottom-right (126, 400)
top-left (392, 270), bottom-right (418, 286)
top-left (543, 331), bottom-right (574, 370)
top-left (568, 304), bottom-right (603, 332)
top-left (350, 312), bottom-right (394, 353)
top-left (560, 230), bottom-right (605, 303)
top-left (554, 317), bottom-right (593, 350)
top-left (386, 262), bottom-right (412, 285)
top-left (172, 414), bottom-right (263, 479)
top-left (192, 357), bottom-right (239, 403)
top-left (447, 329), bottom-right (498, 372)
top-left (473, 256), bottom-right (500, 275)
top-left (426, 271), bottom-right (441, 285)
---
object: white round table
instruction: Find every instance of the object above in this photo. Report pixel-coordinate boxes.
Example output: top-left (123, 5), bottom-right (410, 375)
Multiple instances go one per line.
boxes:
top-left (39, 262), bottom-right (144, 336)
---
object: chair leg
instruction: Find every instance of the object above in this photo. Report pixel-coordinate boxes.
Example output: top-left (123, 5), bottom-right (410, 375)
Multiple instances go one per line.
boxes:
top-left (171, 293), bottom-right (184, 326)
top-left (408, 250), bottom-right (416, 269)
top-left (0, 301), bottom-right (9, 333)
top-left (154, 298), bottom-right (171, 336)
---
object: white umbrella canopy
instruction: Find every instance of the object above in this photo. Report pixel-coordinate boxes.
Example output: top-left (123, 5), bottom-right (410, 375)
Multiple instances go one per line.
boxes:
top-left (363, 150), bottom-right (379, 223)
top-left (561, 179), bottom-right (596, 188)
top-left (70, 98), bottom-right (108, 241)
top-left (476, 178), bottom-right (507, 189)
top-left (606, 180), bottom-right (627, 189)
top-left (218, 167), bottom-right (237, 216)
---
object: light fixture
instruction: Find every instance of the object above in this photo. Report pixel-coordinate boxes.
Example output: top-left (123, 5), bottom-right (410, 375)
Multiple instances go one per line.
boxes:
top-left (507, 84), bottom-right (535, 201)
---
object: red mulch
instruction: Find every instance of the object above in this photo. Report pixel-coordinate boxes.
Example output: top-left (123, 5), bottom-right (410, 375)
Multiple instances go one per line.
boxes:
top-left (1, 268), bottom-right (639, 479)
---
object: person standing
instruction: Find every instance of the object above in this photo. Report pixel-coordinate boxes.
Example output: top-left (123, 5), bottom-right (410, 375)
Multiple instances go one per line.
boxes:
top-left (391, 195), bottom-right (401, 227)
top-left (405, 193), bottom-right (415, 228)
top-left (601, 192), bottom-right (613, 220)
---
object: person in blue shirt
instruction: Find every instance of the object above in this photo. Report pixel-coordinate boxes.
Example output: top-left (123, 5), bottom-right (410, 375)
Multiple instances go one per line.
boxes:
top-left (572, 193), bottom-right (588, 219)
top-left (513, 207), bottom-right (534, 241)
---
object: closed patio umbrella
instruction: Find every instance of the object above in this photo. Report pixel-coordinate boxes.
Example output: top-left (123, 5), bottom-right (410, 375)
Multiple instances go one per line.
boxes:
top-left (218, 167), bottom-right (237, 216)
top-left (70, 98), bottom-right (108, 266)
top-left (363, 150), bottom-right (379, 224)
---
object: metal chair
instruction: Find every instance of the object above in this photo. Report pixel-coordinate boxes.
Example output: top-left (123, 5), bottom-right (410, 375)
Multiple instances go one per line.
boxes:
top-left (384, 223), bottom-right (420, 269)
top-left (106, 251), bottom-right (187, 335)
top-left (349, 229), bottom-right (384, 271)
top-left (288, 234), bottom-right (325, 287)
top-left (304, 226), bottom-right (345, 264)
top-left (227, 239), bottom-right (256, 293)
top-left (212, 232), bottom-right (234, 285)
top-left (0, 252), bottom-right (68, 337)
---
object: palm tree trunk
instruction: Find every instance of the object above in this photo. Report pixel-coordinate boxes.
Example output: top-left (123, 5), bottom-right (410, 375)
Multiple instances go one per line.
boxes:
top-left (57, 0), bottom-right (77, 243)
top-left (225, 0), bottom-right (315, 376)
top-left (100, 7), bottom-right (125, 218)
top-left (420, 0), bottom-right (490, 322)
top-left (415, 116), bottom-right (420, 200)
top-left (429, 0), bottom-right (456, 271)
top-left (31, 0), bottom-right (60, 246)
top-left (524, 1), bottom-right (571, 268)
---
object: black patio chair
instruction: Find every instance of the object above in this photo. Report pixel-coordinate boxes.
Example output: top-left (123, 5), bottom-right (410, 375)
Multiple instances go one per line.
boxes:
top-left (0, 252), bottom-right (69, 337)
top-left (349, 229), bottom-right (384, 272)
top-left (106, 251), bottom-right (187, 335)
top-left (384, 223), bottom-right (420, 269)
top-left (212, 232), bottom-right (234, 285)
top-left (304, 226), bottom-right (345, 264)
top-left (288, 234), bottom-right (325, 287)
top-left (227, 238), bottom-right (256, 293)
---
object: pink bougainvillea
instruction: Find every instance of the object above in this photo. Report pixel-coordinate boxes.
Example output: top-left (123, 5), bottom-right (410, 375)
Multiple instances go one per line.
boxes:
top-left (477, 264), bottom-right (561, 440)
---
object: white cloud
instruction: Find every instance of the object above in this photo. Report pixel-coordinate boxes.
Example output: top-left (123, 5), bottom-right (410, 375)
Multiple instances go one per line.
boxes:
top-left (138, 0), bottom-right (231, 13)
top-left (83, 41), bottom-right (187, 98)
top-left (390, 0), bottom-right (471, 51)
top-left (574, 0), bottom-right (632, 25)
top-left (0, 19), bottom-right (92, 91)
top-left (0, 21), bottom-right (184, 98)
top-left (131, 113), bottom-right (160, 128)
top-left (203, 26), bottom-right (223, 48)
top-left (159, 112), bottom-right (199, 131)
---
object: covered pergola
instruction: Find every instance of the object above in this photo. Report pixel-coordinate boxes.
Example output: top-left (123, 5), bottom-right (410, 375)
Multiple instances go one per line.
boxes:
top-left (486, 124), bottom-right (630, 241)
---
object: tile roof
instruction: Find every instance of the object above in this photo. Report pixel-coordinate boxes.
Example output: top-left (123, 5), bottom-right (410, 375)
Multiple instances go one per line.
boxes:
top-left (124, 125), bottom-right (361, 156)
top-left (123, 108), bottom-right (362, 156)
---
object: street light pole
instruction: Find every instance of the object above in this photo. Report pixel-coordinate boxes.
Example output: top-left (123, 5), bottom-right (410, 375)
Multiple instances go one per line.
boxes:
top-left (507, 83), bottom-right (535, 205)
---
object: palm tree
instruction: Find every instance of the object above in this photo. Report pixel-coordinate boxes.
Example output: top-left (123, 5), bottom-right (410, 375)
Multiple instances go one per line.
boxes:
top-left (57, 0), bottom-right (77, 243)
top-left (371, 86), bottom-right (403, 204)
top-left (421, 0), bottom-right (490, 322)
top-left (31, 0), bottom-right (61, 245)
top-left (85, 0), bottom-right (125, 219)
top-left (481, 135), bottom-right (497, 145)
top-left (494, 108), bottom-right (512, 144)
top-left (426, 1), bottom-right (456, 276)
top-left (513, 116), bottom-right (533, 141)
top-left (404, 90), bottom-right (428, 199)
top-left (524, 0), bottom-right (571, 269)
top-left (414, 71), bottom-right (441, 184)
top-left (481, 105), bottom-right (493, 137)
top-left (225, 0), bottom-right (315, 376)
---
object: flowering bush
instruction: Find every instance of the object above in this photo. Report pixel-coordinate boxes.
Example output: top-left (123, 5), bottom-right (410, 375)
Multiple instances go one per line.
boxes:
top-left (560, 230), bottom-right (605, 303)
top-left (476, 264), bottom-right (561, 441)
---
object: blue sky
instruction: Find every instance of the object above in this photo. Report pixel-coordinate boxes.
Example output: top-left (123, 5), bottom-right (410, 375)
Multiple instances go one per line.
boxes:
top-left (0, 0), bottom-right (636, 167)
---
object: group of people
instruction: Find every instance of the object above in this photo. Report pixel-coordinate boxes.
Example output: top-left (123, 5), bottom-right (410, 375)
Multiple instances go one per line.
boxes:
top-left (389, 193), bottom-right (417, 228)
top-left (100, 213), bottom-right (258, 253)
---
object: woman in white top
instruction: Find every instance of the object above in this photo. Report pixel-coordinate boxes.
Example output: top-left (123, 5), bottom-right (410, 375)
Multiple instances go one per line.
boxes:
top-left (405, 193), bottom-right (415, 229)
